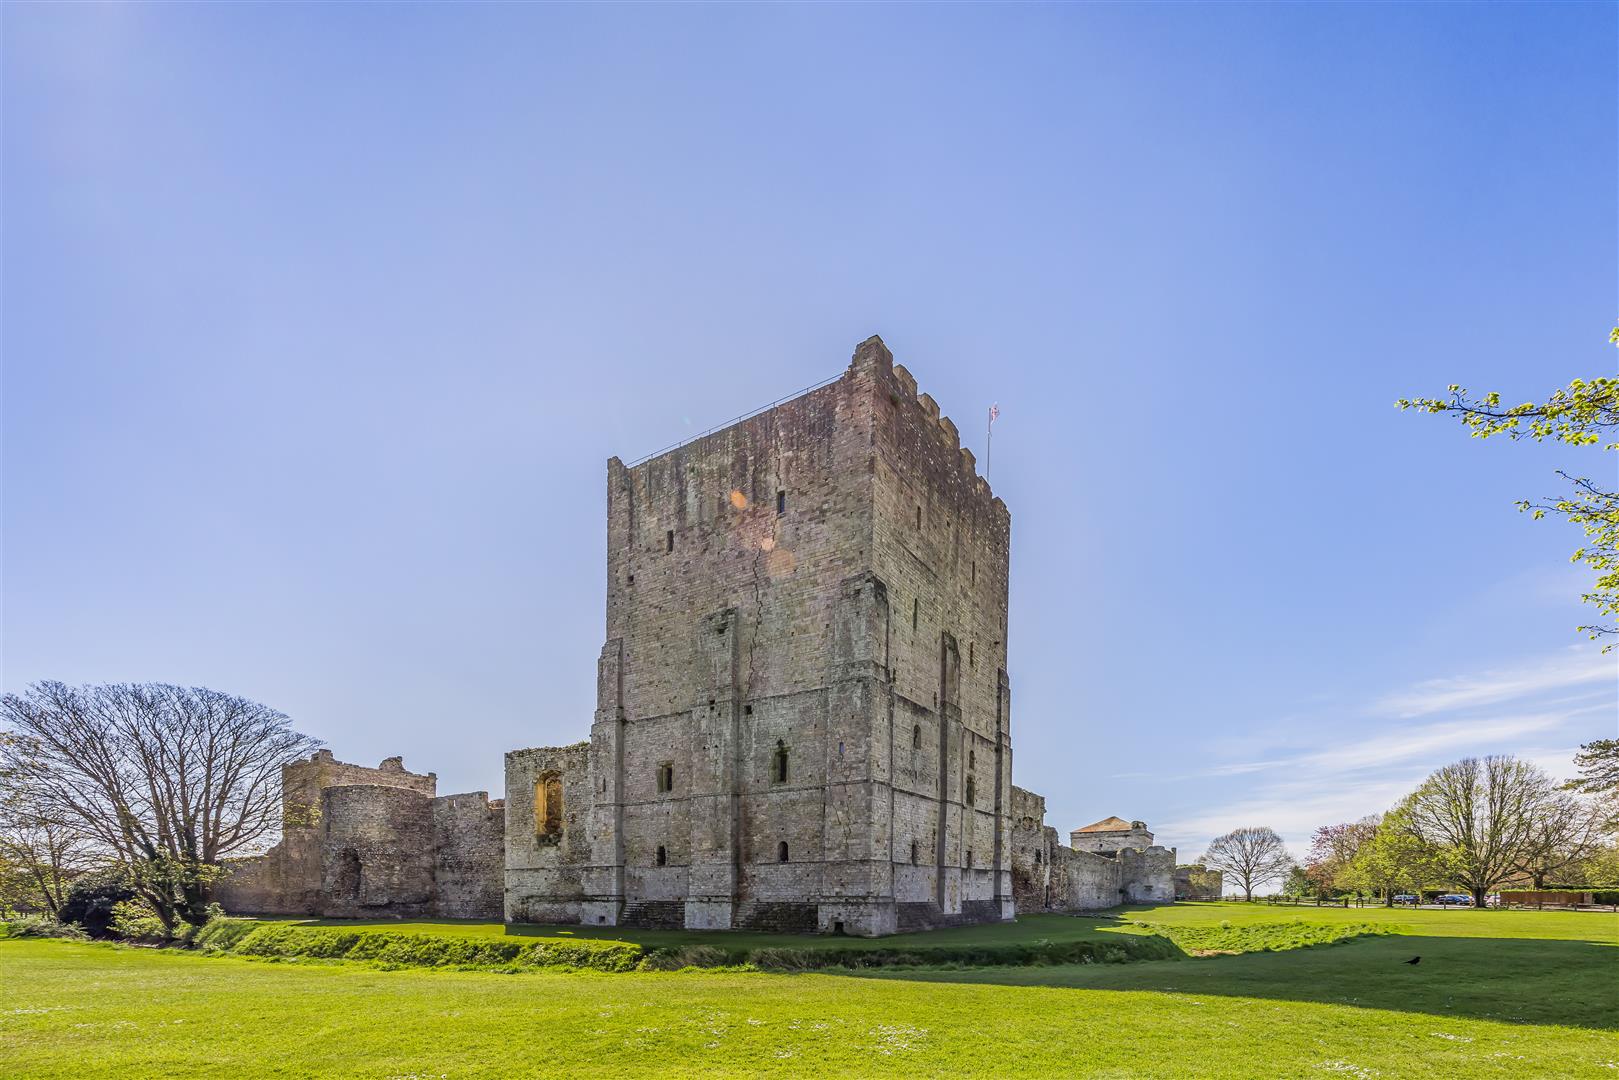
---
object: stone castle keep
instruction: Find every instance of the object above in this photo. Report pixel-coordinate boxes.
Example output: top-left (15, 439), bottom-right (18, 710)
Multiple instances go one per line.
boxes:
top-left (217, 337), bottom-right (1174, 934)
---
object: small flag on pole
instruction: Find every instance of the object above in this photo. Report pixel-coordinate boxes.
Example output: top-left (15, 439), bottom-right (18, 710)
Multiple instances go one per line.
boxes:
top-left (989, 403), bottom-right (1000, 425)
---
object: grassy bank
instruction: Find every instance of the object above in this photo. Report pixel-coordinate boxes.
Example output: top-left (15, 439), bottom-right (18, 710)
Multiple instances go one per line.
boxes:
top-left (2, 902), bottom-right (1613, 1079)
top-left (180, 905), bottom-right (1394, 972)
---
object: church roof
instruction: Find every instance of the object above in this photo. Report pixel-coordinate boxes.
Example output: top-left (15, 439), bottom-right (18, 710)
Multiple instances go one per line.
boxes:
top-left (1075, 816), bottom-right (1135, 833)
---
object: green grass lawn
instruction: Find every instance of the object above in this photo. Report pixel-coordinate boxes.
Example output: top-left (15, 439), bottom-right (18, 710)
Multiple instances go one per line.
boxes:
top-left (2, 903), bottom-right (1613, 1078)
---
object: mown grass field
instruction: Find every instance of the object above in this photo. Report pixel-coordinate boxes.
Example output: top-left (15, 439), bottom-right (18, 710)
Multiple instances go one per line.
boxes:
top-left (2, 902), bottom-right (1613, 1078)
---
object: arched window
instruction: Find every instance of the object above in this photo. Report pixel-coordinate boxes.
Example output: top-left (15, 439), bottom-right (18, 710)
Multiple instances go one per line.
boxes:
top-left (968, 749), bottom-right (975, 769)
top-left (912, 724), bottom-right (921, 750)
top-left (534, 772), bottom-right (563, 836)
top-left (965, 777), bottom-right (975, 806)
top-left (656, 846), bottom-right (667, 867)
top-left (772, 741), bottom-right (789, 783)
top-left (777, 841), bottom-right (789, 863)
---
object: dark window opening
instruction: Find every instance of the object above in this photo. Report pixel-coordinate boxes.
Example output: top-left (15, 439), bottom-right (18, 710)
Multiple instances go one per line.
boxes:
top-left (969, 642), bottom-right (975, 667)
top-left (776, 490), bottom-right (786, 516)
top-left (656, 846), bottom-right (667, 867)
top-left (832, 920), bottom-right (845, 935)
top-left (745, 704), bottom-right (753, 716)
top-left (915, 506), bottom-right (921, 529)
top-left (910, 841), bottom-right (919, 864)
top-left (971, 561), bottom-right (976, 585)
top-left (656, 763), bottom-right (673, 794)
top-left (666, 530), bottom-right (674, 552)
top-left (627, 574), bottom-right (635, 585)
top-left (1034, 850), bottom-right (1042, 865)
top-left (966, 849), bottom-right (974, 868)
top-left (911, 598), bottom-right (919, 630)
top-left (772, 741), bottom-right (789, 783)
top-left (912, 724), bottom-right (922, 750)
top-left (968, 749), bottom-right (975, 769)
top-left (837, 741), bottom-right (845, 757)
top-left (965, 777), bottom-right (975, 805)
top-left (777, 841), bottom-right (790, 863)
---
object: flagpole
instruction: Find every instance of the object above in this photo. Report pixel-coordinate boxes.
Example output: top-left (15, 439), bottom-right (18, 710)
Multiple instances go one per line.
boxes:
top-left (986, 404), bottom-right (996, 483)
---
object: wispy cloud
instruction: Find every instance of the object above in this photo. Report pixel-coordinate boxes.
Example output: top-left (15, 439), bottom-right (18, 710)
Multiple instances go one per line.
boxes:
top-left (1374, 649), bottom-right (1614, 718)
top-left (1151, 648), bottom-right (1616, 863)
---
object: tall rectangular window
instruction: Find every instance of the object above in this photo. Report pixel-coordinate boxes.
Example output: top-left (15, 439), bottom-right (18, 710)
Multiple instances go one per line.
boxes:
top-left (912, 598), bottom-right (919, 630)
top-left (776, 490), bottom-right (786, 515)
top-left (666, 530), bottom-right (674, 553)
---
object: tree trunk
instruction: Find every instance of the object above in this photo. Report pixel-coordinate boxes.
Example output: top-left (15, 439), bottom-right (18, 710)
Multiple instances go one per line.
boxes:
top-left (1471, 886), bottom-right (1487, 908)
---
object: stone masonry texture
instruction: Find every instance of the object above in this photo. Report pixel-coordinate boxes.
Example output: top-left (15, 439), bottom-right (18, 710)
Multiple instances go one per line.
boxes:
top-left (500, 336), bottom-right (1170, 935)
top-left (213, 750), bottom-right (505, 919)
top-left (217, 337), bottom-right (1172, 933)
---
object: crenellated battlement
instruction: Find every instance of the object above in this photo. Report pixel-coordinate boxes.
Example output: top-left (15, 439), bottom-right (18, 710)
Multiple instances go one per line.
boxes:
top-left (853, 337), bottom-right (1004, 522)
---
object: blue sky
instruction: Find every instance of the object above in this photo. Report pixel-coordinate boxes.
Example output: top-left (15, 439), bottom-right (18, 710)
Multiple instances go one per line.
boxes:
top-left (5, 4), bottom-right (1615, 863)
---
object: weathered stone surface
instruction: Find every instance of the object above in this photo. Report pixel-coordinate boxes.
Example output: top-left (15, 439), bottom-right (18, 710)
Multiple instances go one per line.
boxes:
top-left (1175, 863), bottom-right (1224, 900)
top-left (214, 751), bottom-right (505, 919)
top-left (1009, 786), bottom-right (1175, 911)
top-left (504, 336), bottom-right (1016, 935)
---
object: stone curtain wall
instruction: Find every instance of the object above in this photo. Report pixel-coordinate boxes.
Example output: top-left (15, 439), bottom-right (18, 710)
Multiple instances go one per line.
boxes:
top-left (214, 752), bottom-right (505, 919)
top-left (504, 743), bottom-right (592, 924)
top-left (1174, 864), bottom-right (1223, 901)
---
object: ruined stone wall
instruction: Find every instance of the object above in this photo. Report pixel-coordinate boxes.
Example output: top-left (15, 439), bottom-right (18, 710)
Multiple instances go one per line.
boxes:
top-left (1052, 847), bottom-right (1124, 910)
top-left (1175, 864), bottom-right (1223, 901)
top-left (318, 785), bottom-right (437, 916)
top-left (1009, 786), bottom-right (1057, 913)
top-left (504, 743), bottom-right (592, 923)
top-left (214, 752), bottom-right (504, 919)
top-left (1118, 845), bottom-right (1176, 904)
top-left (433, 792), bottom-right (506, 918)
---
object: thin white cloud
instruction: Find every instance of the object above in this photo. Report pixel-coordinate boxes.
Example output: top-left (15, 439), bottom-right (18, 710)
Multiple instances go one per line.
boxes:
top-left (1374, 649), bottom-right (1615, 719)
top-left (1154, 647), bottom-right (1616, 863)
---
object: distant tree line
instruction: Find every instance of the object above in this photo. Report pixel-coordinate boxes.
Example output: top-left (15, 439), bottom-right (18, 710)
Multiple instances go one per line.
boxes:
top-left (1200, 745), bottom-right (1618, 905)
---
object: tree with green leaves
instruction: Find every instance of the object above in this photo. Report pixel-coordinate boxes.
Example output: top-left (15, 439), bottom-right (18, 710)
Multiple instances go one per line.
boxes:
top-left (1398, 326), bottom-right (1618, 647)
top-left (1400, 755), bottom-right (1560, 907)
top-left (1568, 739), bottom-right (1619, 797)
top-left (1342, 811), bottom-right (1444, 905)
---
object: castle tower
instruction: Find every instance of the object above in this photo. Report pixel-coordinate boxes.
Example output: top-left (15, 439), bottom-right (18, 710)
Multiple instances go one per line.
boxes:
top-left (559, 336), bottom-right (1013, 935)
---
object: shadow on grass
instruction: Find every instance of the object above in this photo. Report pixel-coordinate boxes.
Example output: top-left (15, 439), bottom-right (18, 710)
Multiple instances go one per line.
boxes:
top-left (844, 932), bottom-right (1619, 1031)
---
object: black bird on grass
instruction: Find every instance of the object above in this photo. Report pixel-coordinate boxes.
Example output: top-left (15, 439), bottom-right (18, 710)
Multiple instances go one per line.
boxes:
top-left (1404, 956), bottom-right (1422, 965)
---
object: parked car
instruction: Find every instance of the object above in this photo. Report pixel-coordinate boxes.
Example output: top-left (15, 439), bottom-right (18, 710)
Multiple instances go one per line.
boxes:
top-left (1393, 894), bottom-right (1419, 904)
top-left (1436, 893), bottom-right (1474, 906)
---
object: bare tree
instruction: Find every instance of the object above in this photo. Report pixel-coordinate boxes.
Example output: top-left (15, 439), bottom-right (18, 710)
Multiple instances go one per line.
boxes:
top-left (1400, 755), bottom-right (1553, 907)
top-left (0, 682), bottom-right (318, 929)
top-left (1199, 826), bottom-right (1294, 901)
top-left (1513, 790), bottom-right (1611, 889)
top-left (0, 736), bottom-right (97, 916)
